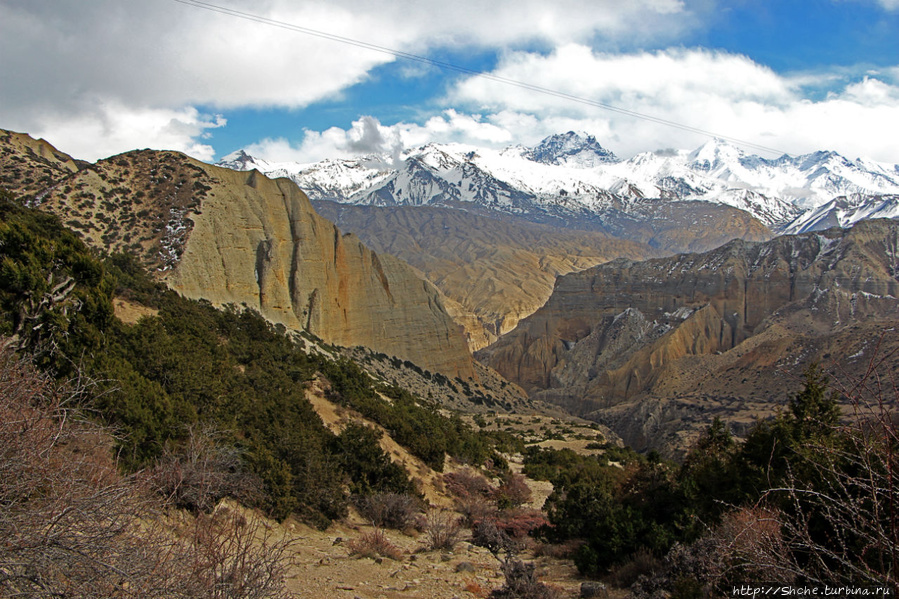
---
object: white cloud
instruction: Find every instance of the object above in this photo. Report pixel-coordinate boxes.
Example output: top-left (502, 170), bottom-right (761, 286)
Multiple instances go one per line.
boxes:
top-left (25, 104), bottom-right (225, 162)
top-left (0, 0), bottom-right (698, 159)
top-left (444, 46), bottom-right (899, 162)
top-left (244, 112), bottom-right (512, 164)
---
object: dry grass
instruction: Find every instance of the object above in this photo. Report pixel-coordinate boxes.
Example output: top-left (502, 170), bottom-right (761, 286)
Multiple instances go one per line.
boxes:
top-left (347, 528), bottom-right (404, 561)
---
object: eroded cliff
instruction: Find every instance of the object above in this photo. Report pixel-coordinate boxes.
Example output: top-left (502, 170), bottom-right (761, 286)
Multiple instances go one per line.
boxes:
top-left (32, 148), bottom-right (474, 378)
top-left (478, 220), bottom-right (899, 451)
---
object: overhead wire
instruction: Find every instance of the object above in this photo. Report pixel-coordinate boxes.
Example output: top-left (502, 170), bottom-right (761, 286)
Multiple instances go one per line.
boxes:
top-left (172, 0), bottom-right (788, 156)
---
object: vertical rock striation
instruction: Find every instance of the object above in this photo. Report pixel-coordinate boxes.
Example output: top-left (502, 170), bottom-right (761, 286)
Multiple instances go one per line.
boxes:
top-left (164, 164), bottom-right (475, 378)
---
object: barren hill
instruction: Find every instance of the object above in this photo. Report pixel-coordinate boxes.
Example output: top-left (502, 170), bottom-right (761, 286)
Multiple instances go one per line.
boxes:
top-left (314, 200), bottom-right (656, 350)
top-left (0, 131), bottom-right (473, 378)
top-left (478, 219), bottom-right (899, 452)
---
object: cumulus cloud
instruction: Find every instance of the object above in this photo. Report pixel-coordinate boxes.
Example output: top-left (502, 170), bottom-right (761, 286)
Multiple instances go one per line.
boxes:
top-left (3, 1), bottom-right (896, 163)
top-left (243, 111), bottom-right (520, 164)
top-left (446, 46), bottom-right (899, 162)
top-left (25, 104), bottom-right (226, 162)
top-left (0, 0), bottom-right (697, 159)
top-left (261, 48), bottom-right (899, 165)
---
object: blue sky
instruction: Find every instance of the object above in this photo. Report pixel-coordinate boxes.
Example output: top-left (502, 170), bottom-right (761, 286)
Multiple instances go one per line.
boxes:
top-left (1, 0), bottom-right (898, 163)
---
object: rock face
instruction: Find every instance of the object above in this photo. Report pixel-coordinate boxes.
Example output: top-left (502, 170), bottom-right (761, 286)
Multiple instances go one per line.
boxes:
top-left (313, 200), bottom-right (655, 351)
top-left (20, 144), bottom-right (473, 378)
top-left (478, 220), bottom-right (899, 452)
top-left (167, 165), bottom-right (474, 378)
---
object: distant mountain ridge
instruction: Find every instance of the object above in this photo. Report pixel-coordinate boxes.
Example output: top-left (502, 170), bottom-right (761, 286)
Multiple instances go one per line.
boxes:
top-left (477, 218), bottom-right (899, 453)
top-left (217, 132), bottom-right (899, 234)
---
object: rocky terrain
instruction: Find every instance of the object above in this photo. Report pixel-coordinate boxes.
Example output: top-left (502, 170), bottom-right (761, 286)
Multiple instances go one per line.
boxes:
top-left (314, 201), bottom-right (655, 350)
top-left (0, 130), bottom-right (473, 379)
top-left (0, 129), bottom-right (85, 199)
top-left (478, 219), bottom-right (899, 452)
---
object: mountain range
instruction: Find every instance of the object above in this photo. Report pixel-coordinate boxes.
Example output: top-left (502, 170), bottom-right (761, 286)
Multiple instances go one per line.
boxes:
top-left (478, 218), bottom-right (899, 453)
top-left (218, 132), bottom-right (899, 234)
top-left (4, 126), bottom-right (899, 455)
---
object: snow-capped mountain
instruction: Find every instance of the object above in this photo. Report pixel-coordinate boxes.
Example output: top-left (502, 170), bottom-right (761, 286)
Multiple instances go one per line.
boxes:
top-left (525, 131), bottom-right (619, 167)
top-left (783, 194), bottom-right (899, 234)
top-left (216, 133), bottom-right (899, 234)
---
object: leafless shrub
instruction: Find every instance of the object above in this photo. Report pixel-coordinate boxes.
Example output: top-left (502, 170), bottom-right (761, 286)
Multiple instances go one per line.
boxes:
top-left (354, 492), bottom-right (420, 531)
top-left (444, 469), bottom-right (498, 526)
top-left (756, 346), bottom-right (899, 586)
top-left (181, 506), bottom-right (296, 598)
top-left (495, 473), bottom-right (532, 509)
top-left (444, 468), bottom-right (496, 500)
top-left (489, 555), bottom-right (558, 599)
top-left (150, 425), bottom-right (263, 513)
top-left (424, 508), bottom-right (462, 551)
top-left (533, 539), bottom-right (583, 560)
top-left (457, 495), bottom-right (499, 527)
top-left (347, 528), bottom-right (404, 561)
top-left (472, 518), bottom-right (514, 555)
top-left (0, 343), bottom-right (294, 598)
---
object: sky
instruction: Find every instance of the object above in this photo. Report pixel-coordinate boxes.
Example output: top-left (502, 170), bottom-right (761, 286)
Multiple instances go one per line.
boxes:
top-left (1, 0), bottom-right (898, 165)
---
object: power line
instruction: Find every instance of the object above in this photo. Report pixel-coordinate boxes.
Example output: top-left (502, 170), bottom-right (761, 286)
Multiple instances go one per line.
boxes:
top-left (172, 0), bottom-right (788, 156)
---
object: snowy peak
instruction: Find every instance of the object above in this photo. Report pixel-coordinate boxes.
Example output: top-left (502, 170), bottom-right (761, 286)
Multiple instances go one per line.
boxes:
top-left (527, 131), bottom-right (618, 167)
top-left (214, 133), bottom-right (899, 235)
top-left (217, 149), bottom-right (269, 172)
top-left (687, 138), bottom-right (747, 174)
top-left (783, 194), bottom-right (899, 234)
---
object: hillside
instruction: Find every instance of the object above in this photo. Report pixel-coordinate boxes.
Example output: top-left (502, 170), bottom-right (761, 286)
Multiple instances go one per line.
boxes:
top-left (478, 219), bottom-right (899, 452)
top-left (314, 200), bottom-right (655, 350)
top-left (0, 130), bottom-right (473, 379)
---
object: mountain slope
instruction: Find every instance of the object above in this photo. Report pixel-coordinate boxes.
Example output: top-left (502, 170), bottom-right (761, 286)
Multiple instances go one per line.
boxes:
top-left (477, 219), bottom-right (899, 452)
top-left (314, 200), bottom-right (656, 349)
top-left (0, 129), bottom-right (85, 200)
top-left (0, 131), bottom-right (474, 378)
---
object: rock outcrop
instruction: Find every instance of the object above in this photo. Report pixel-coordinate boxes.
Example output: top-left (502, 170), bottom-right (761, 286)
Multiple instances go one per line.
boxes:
top-left (478, 220), bottom-right (899, 451)
top-left (169, 165), bottom-right (474, 378)
top-left (0, 129), bottom-right (84, 199)
top-left (313, 201), bottom-right (655, 350)
top-left (20, 144), bottom-right (473, 378)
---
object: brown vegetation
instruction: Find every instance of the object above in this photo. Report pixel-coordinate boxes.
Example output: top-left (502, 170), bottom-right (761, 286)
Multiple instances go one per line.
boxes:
top-left (0, 344), bottom-right (293, 598)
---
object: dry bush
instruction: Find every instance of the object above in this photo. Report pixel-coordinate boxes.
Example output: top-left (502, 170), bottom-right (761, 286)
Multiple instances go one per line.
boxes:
top-left (457, 495), bottom-right (499, 528)
top-left (0, 343), bottom-right (294, 599)
top-left (754, 349), bottom-right (899, 586)
top-left (472, 518), bottom-right (514, 555)
top-left (444, 469), bottom-right (499, 526)
top-left (473, 509), bottom-right (548, 556)
top-left (489, 556), bottom-right (558, 599)
top-left (534, 539), bottom-right (583, 560)
top-left (178, 506), bottom-right (295, 598)
top-left (354, 492), bottom-right (420, 531)
top-left (150, 425), bottom-right (263, 513)
top-left (0, 347), bottom-right (155, 597)
top-left (424, 508), bottom-right (462, 551)
top-left (444, 468), bottom-right (496, 499)
top-left (495, 473), bottom-right (532, 509)
top-left (347, 528), bottom-right (404, 561)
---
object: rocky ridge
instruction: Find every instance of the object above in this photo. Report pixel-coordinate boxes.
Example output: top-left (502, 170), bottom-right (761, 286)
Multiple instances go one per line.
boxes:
top-left (477, 219), bottom-right (899, 452)
top-left (313, 200), bottom-right (656, 350)
top-left (0, 130), bottom-right (474, 379)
